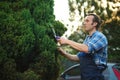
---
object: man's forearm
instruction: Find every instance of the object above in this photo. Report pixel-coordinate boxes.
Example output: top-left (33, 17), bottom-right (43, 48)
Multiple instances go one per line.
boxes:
top-left (67, 40), bottom-right (89, 53)
top-left (58, 47), bottom-right (79, 62)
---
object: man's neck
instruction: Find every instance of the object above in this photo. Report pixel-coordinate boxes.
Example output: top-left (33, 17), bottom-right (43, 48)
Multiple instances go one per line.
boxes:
top-left (89, 29), bottom-right (97, 36)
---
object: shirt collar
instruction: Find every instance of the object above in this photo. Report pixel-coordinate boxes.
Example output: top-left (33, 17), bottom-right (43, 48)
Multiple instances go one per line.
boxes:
top-left (88, 31), bottom-right (98, 37)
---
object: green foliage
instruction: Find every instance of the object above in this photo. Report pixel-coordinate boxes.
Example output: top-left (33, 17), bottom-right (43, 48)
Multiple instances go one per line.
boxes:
top-left (0, 59), bottom-right (17, 80)
top-left (54, 21), bottom-right (67, 36)
top-left (0, 46), bottom-right (7, 63)
top-left (103, 18), bottom-right (120, 62)
top-left (0, 0), bottom-right (66, 80)
top-left (30, 50), bottom-right (60, 80)
top-left (22, 70), bottom-right (41, 80)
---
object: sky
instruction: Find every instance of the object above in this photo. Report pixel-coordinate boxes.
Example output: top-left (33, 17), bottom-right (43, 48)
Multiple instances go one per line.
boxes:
top-left (54, 0), bottom-right (80, 37)
top-left (53, 0), bottom-right (69, 23)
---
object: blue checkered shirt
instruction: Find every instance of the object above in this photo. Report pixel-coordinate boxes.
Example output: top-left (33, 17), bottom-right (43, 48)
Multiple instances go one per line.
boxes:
top-left (77, 31), bottom-right (108, 65)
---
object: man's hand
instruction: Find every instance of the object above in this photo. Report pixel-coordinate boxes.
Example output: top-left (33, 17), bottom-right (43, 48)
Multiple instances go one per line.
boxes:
top-left (57, 47), bottom-right (66, 56)
top-left (57, 37), bottom-right (68, 45)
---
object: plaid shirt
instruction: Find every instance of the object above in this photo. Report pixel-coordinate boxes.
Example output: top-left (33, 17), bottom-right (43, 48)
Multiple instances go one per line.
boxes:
top-left (77, 31), bottom-right (108, 65)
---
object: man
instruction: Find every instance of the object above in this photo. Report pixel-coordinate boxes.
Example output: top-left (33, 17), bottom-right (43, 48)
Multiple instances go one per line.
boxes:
top-left (57, 13), bottom-right (108, 80)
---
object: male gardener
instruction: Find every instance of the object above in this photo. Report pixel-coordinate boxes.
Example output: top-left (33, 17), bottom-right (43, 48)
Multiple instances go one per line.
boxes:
top-left (57, 13), bottom-right (108, 80)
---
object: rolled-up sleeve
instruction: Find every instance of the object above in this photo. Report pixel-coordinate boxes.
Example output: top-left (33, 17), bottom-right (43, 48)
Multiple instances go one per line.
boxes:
top-left (84, 36), bottom-right (107, 54)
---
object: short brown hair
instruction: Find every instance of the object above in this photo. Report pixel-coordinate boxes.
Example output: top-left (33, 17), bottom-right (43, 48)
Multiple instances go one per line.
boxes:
top-left (87, 13), bottom-right (103, 30)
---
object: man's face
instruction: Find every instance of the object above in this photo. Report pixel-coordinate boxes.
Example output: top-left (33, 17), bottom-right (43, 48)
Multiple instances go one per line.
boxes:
top-left (83, 15), bottom-right (96, 32)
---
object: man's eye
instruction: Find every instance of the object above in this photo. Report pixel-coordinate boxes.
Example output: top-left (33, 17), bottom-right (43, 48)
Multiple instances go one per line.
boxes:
top-left (85, 20), bottom-right (89, 22)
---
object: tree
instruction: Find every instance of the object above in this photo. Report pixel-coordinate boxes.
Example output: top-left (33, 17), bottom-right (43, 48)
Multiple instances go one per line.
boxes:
top-left (0, 0), bottom-right (66, 80)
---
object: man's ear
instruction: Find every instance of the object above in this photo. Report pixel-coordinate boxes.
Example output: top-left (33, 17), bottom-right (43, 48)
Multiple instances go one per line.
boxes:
top-left (93, 22), bottom-right (97, 27)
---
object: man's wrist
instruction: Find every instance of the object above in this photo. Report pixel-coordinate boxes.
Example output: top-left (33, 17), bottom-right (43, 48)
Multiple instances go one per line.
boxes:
top-left (67, 39), bottom-right (71, 45)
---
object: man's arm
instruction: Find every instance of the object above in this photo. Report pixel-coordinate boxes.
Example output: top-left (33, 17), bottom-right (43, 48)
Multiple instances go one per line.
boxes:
top-left (57, 37), bottom-right (89, 53)
top-left (67, 40), bottom-right (89, 53)
top-left (58, 47), bottom-right (79, 62)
